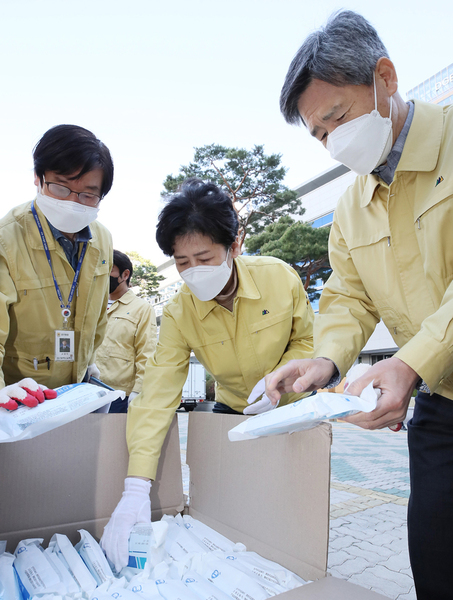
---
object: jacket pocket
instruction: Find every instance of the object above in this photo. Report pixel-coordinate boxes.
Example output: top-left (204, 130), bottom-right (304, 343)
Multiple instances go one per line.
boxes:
top-left (414, 192), bottom-right (453, 281)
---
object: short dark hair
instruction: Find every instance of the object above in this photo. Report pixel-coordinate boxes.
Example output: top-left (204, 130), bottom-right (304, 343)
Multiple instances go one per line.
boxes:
top-left (280, 10), bottom-right (390, 125)
top-left (113, 250), bottom-right (133, 286)
top-left (156, 178), bottom-right (239, 257)
top-left (33, 124), bottom-right (114, 198)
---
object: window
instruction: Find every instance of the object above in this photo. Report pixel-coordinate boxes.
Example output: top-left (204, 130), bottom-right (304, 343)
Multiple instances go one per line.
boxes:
top-left (310, 212), bottom-right (334, 228)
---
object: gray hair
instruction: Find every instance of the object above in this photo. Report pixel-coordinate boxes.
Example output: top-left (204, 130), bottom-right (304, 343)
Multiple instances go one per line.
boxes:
top-left (280, 10), bottom-right (390, 125)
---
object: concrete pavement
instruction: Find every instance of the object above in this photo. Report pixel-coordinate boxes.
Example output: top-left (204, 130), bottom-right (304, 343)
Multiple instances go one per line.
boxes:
top-left (177, 414), bottom-right (415, 600)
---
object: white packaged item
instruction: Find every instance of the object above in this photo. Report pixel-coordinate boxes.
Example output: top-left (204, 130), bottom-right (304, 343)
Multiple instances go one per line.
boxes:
top-left (49, 533), bottom-right (97, 593)
top-left (125, 521), bottom-right (169, 570)
top-left (75, 529), bottom-right (114, 585)
top-left (222, 551), bottom-right (306, 590)
top-left (182, 570), bottom-right (233, 600)
top-left (154, 579), bottom-right (200, 600)
top-left (161, 515), bottom-right (207, 561)
top-left (0, 550), bottom-right (21, 600)
top-left (182, 515), bottom-right (245, 553)
top-left (229, 383), bottom-right (378, 441)
top-left (190, 553), bottom-right (269, 600)
top-left (13, 538), bottom-right (66, 598)
top-left (0, 383), bottom-right (123, 443)
top-left (44, 548), bottom-right (81, 596)
top-left (204, 552), bottom-right (284, 596)
top-left (126, 574), bottom-right (161, 599)
top-left (90, 579), bottom-right (138, 600)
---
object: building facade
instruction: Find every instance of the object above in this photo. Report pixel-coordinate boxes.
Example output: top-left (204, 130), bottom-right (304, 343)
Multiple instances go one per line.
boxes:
top-left (406, 62), bottom-right (453, 107)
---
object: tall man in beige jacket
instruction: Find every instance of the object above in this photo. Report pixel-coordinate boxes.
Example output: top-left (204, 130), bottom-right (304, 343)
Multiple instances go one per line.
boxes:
top-left (96, 250), bottom-right (157, 412)
top-left (263, 11), bottom-right (453, 599)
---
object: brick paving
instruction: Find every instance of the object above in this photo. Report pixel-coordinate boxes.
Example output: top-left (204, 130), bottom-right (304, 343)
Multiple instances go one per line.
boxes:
top-left (177, 413), bottom-right (415, 600)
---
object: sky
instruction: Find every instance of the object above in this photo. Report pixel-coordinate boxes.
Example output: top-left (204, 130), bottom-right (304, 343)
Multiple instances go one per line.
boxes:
top-left (0, 0), bottom-right (451, 265)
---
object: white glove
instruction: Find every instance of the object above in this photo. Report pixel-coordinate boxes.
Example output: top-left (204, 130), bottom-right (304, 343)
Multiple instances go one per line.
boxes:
top-left (100, 477), bottom-right (151, 572)
top-left (344, 364), bottom-right (402, 431)
top-left (0, 378), bottom-right (57, 411)
top-left (244, 377), bottom-right (280, 415)
top-left (87, 363), bottom-right (101, 380)
top-left (344, 364), bottom-right (381, 395)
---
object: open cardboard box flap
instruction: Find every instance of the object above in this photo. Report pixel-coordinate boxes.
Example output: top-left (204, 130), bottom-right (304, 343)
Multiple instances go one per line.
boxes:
top-left (0, 411), bottom-right (388, 598)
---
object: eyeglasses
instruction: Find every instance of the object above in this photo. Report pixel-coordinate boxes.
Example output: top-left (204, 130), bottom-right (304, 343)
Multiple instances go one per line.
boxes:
top-left (44, 181), bottom-right (101, 207)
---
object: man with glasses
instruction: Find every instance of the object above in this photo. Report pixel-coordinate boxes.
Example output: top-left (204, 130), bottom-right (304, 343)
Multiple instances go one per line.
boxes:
top-left (0, 124), bottom-right (114, 410)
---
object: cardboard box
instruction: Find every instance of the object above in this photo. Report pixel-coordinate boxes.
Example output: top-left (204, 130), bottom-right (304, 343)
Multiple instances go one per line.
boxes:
top-left (0, 412), bottom-right (389, 599)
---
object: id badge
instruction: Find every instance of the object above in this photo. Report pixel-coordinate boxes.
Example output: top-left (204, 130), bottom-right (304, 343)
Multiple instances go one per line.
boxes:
top-left (55, 330), bottom-right (75, 362)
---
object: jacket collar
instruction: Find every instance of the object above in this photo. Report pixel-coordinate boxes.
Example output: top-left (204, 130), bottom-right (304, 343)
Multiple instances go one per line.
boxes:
top-left (360, 100), bottom-right (444, 208)
top-left (109, 289), bottom-right (134, 313)
top-left (189, 256), bottom-right (261, 321)
top-left (116, 289), bottom-right (134, 305)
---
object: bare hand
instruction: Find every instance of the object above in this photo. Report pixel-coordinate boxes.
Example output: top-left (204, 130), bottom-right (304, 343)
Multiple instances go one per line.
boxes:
top-left (264, 358), bottom-right (336, 405)
top-left (344, 357), bottom-right (419, 429)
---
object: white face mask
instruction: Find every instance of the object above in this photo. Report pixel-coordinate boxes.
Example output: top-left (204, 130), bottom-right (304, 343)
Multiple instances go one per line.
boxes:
top-left (180, 249), bottom-right (232, 301)
top-left (36, 191), bottom-right (99, 233)
top-left (326, 74), bottom-right (393, 176)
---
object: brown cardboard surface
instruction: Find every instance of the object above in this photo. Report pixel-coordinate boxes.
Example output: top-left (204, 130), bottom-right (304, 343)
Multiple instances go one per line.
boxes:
top-left (187, 413), bottom-right (332, 582)
top-left (276, 577), bottom-right (390, 599)
top-left (0, 413), bottom-right (183, 550)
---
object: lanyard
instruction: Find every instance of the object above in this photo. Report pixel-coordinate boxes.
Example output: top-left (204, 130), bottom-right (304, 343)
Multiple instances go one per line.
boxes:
top-left (31, 201), bottom-right (87, 327)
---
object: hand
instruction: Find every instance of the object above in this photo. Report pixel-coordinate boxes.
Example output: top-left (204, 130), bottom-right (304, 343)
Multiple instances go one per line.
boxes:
top-left (100, 477), bottom-right (151, 572)
top-left (244, 378), bottom-right (279, 414)
top-left (0, 378), bottom-right (57, 411)
top-left (343, 357), bottom-right (419, 430)
top-left (87, 363), bottom-right (101, 380)
top-left (263, 358), bottom-right (337, 406)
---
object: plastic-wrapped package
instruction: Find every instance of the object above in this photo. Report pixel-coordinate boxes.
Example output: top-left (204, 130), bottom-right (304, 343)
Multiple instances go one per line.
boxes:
top-left (75, 530), bottom-right (114, 585)
top-left (0, 383), bottom-right (122, 443)
top-left (221, 552), bottom-right (306, 590)
top-left (182, 516), bottom-right (245, 553)
top-left (0, 548), bottom-right (21, 600)
top-left (190, 552), bottom-right (269, 600)
top-left (229, 383), bottom-right (378, 440)
top-left (161, 515), bottom-right (207, 561)
top-left (182, 570), bottom-right (233, 600)
top-left (154, 579), bottom-right (200, 600)
top-left (49, 533), bottom-right (97, 594)
top-left (125, 521), bottom-right (169, 571)
top-left (13, 538), bottom-right (67, 598)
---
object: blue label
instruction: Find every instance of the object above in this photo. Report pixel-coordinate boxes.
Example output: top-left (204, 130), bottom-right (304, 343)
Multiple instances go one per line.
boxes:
top-left (211, 570), bottom-right (220, 578)
top-left (13, 566), bottom-right (31, 600)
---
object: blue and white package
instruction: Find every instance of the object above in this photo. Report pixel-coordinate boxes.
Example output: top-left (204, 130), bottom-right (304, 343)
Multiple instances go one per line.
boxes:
top-left (229, 383), bottom-right (378, 441)
top-left (75, 529), bottom-right (114, 584)
top-left (0, 549), bottom-right (21, 600)
top-left (49, 532), bottom-right (97, 593)
top-left (125, 521), bottom-right (168, 570)
top-left (13, 538), bottom-right (65, 598)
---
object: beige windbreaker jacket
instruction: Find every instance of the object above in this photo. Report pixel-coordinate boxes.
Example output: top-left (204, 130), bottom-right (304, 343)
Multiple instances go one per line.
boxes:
top-left (0, 201), bottom-right (112, 388)
top-left (127, 255), bottom-right (314, 479)
top-left (314, 100), bottom-right (453, 400)
top-left (96, 290), bottom-right (157, 396)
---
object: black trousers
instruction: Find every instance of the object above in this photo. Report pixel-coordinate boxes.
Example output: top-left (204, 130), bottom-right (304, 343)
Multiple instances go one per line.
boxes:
top-left (212, 401), bottom-right (242, 414)
top-left (108, 395), bottom-right (129, 413)
top-left (407, 391), bottom-right (453, 600)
